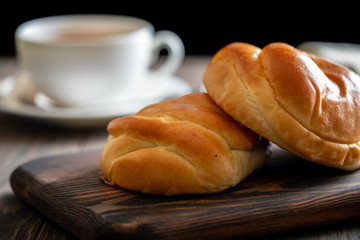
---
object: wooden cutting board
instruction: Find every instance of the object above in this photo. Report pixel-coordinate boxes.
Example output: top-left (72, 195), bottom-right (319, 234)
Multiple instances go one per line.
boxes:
top-left (10, 146), bottom-right (360, 240)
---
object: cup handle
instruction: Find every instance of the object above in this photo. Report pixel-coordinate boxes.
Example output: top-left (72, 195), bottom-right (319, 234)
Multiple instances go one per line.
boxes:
top-left (151, 30), bottom-right (185, 75)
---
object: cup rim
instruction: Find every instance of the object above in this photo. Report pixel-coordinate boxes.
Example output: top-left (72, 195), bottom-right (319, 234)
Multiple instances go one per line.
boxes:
top-left (15, 14), bottom-right (154, 47)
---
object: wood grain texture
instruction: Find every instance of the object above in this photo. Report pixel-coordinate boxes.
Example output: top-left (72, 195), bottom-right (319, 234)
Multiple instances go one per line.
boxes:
top-left (9, 147), bottom-right (360, 240)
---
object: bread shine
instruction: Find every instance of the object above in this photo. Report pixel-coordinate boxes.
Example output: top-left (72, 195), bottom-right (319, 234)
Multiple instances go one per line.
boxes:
top-left (101, 93), bottom-right (269, 195)
top-left (204, 42), bottom-right (360, 170)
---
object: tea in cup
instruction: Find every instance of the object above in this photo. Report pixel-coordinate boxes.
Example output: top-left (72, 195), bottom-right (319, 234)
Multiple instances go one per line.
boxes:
top-left (15, 14), bottom-right (185, 107)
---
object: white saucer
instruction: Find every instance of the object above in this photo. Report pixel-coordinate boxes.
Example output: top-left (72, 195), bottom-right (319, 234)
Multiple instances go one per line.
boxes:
top-left (0, 73), bottom-right (192, 127)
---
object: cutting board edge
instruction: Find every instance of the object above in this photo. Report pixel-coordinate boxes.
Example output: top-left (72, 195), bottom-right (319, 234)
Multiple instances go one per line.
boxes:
top-left (9, 150), bottom-right (360, 240)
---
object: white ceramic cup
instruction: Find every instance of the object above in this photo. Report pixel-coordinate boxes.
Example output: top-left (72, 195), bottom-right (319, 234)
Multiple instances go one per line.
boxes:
top-left (15, 15), bottom-right (185, 107)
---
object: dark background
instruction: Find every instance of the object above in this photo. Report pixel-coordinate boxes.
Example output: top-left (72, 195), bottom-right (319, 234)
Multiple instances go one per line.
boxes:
top-left (1, 2), bottom-right (359, 55)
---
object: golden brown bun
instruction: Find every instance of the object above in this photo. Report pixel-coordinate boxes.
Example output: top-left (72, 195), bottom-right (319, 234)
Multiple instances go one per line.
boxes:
top-left (203, 42), bottom-right (360, 170)
top-left (100, 93), bottom-right (269, 195)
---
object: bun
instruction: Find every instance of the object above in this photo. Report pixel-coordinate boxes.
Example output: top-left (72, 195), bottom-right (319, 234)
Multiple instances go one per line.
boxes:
top-left (100, 93), bottom-right (269, 195)
top-left (203, 42), bottom-right (360, 170)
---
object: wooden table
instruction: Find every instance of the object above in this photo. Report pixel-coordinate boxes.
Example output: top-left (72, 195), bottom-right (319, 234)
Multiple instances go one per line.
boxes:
top-left (0, 56), bottom-right (359, 239)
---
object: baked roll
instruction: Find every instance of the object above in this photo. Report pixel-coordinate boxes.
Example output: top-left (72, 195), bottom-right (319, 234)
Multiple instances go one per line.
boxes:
top-left (203, 42), bottom-right (360, 170)
top-left (100, 93), bottom-right (269, 195)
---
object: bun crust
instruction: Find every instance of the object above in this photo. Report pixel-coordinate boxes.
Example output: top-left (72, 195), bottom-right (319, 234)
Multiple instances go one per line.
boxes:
top-left (203, 42), bottom-right (360, 170)
top-left (100, 93), bottom-right (269, 195)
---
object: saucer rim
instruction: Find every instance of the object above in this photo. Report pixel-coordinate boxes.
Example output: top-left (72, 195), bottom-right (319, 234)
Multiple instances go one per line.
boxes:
top-left (0, 74), bottom-right (192, 127)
